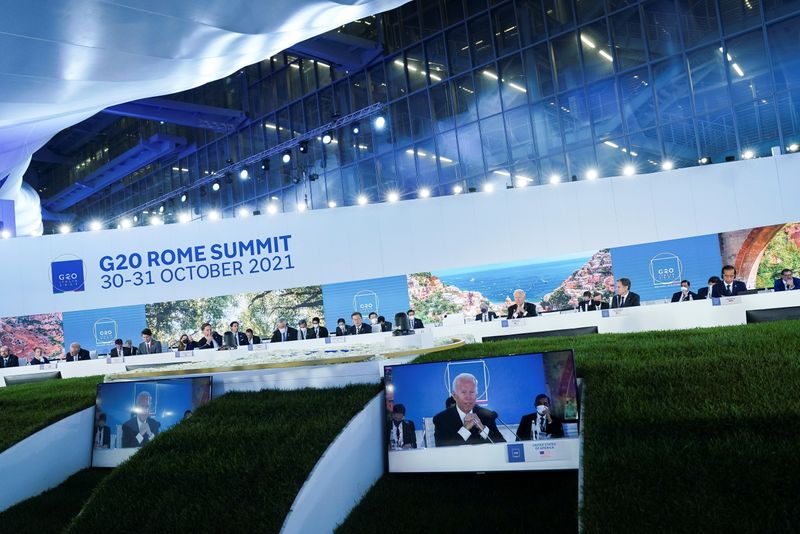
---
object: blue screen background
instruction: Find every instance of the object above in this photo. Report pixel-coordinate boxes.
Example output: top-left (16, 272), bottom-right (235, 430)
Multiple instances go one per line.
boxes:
top-left (63, 304), bottom-right (147, 354)
top-left (322, 275), bottom-right (410, 327)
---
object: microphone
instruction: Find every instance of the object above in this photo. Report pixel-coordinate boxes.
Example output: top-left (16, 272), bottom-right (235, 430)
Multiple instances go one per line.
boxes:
top-left (494, 413), bottom-right (523, 442)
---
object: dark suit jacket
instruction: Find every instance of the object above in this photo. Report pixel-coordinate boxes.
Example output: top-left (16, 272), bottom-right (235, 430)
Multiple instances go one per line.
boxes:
top-left (335, 326), bottom-right (349, 336)
top-left (516, 412), bottom-right (565, 440)
top-left (0, 354), bottom-right (20, 368)
top-left (380, 322), bottom-right (393, 332)
top-left (507, 302), bottom-right (537, 319)
top-left (127, 346), bottom-right (138, 355)
top-left (94, 425), bottom-right (111, 448)
top-left (138, 340), bottom-right (163, 355)
top-left (610, 292), bottom-right (640, 308)
top-left (226, 331), bottom-right (249, 347)
top-left (307, 326), bottom-right (329, 339)
top-left (409, 318), bottom-right (424, 329)
top-left (66, 348), bottom-right (91, 362)
top-left (388, 419), bottom-right (417, 448)
top-left (245, 335), bottom-right (262, 345)
top-left (576, 300), bottom-right (593, 312)
top-left (271, 327), bottom-right (298, 343)
top-left (121, 416), bottom-right (161, 448)
top-left (774, 277), bottom-right (800, 291)
top-left (589, 301), bottom-right (609, 310)
top-left (109, 347), bottom-right (132, 357)
top-left (671, 290), bottom-right (698, 302)
top-left (475, 311), bottom-right (498, 321)
top-left (348, 323), bottom-right (373, 335)
top-left (696, 286), bottom-right (713, 299)
top-left (433, 406), bottom-right (505, 447)
top-left (297, 328), bottom-right (313, 341)
top-left (712, 280), bottom-right (748, 297)
top-left (30, 356), bottom-right (50, 365)
top-left (178, 341), bottom-right (197, 351)
top-left (197, 332), bottom-right (223, 350)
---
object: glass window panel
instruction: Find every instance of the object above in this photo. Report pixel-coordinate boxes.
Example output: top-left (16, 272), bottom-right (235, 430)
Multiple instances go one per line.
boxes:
top-left (319, 86), bottom-right (334, 124)
top-left (436, 129), bottom-right (463, 183)
top-left (767, 15), bottom-right (800, 91)
top-left (531, 99), bottom-right (563, 154)
top-left (588, 79), bottom-right (624, 139)
top-left (334, 79), bottom-right (351, 115)
top-left (430, 81), bottom-right (456, 132)
top-left (777, 90), bottom-right (800, 146)
top-left (576, 0), bottom-right (605, 22)
top-left (516, 0), bottom-right (546, 46)
top-left (409, 91), bottom-right (433, 140)
top-left (499, 54), bottom-right (528, 109)
top-left (643, 0), bottom-right (683, 59)
top-left (678, 0), bottom-right (720, 48)
top-left (351, 72), bottom-right (369, 110)
top-left (465, 0), bottom-right (487, 16)
top-left (357, 159), bottom-right (378, 191)
top-left (480, 114), bottom-right (510, 168)
top-left (354, 119), bottom-right (374, 158)
top-left (444, 0), bottom-right (465, 26)
top-left (421, 0), bottom-right (443, 36)
top-left (763, 0), bottom-right (800, 20)
top-left (726, 29), bottom-right (773, 103)
top-left (368, 63), bottom-right (388, 103)
top-left (391, 99), bottom-right (412, 146)
top-left (454, 73), bottom-right (479, 125)
top-left (611, 6), bottom-right (647, 70)
top-left (735, 99), bottom-right (779, 153)
top-left (539, 153), bottom-right (568, 182)
top-left (387, 55), bottom-right (408, 100)
top-left (476, 66), bottom-right (502, 117)
top-left (276, 109), bottom-right (291, 142)
top-left (653, 56), bottom-right (693, 123)
top-left (304, 95), bottom-right (320, 130)
top-left (719, 0), bottom-right (762, 34)
top-left (512, 158), bottom-right (538, 186)
top-left (401, 2), bottom-right (422, 48)
top-left (523, 43), bottom-right (555, 99)
top-left (492, 4), bottom-right (521, 55)
top-left (340, 165), bottom-right (358, 204)
top-left (696, 110), bottom-right (738, 159)
top-left (416, 138), bottom-right (439, 187)
top-left (580, 20), bottom-right (615, 83)
top-left (552, 32), bottom-right (582, 91)
top-left (607, 0), bottom-right (639, 12)
top-left (619, 68), bottom-right (656, 132)
top-left (505, 105), bottom-right (537, 163)
top-left (661, 119), bottom-right (698, 165)
top-left (543, 0), bottom-right (575, 34)
top-left (457, 122), bottom-right (485, 176)
top-left (561, 88), bottom-right (593, 147)
top-left (566, 144), bottom-right (597, 180)
top-left (426, 35), bottom-right (449, 84)
top-left (301, 60), bottom-right (317, 93)
top-left (596, 135), bottom-right (629, 175)
top-left (406, 45), bottom-right (426, 93)
top-left (469, 15), bottom-right (494, 67)
top-left (688, 44), bottom-right (730, 114)
top-left (447, 24), bottom-right (471, 76)
top-left (317, 61), bottom-right (332, 87)
top-left (398, 145), bottom-right (418, 192)
top-left (376, 152), bottom-right (398, 190)
top-left (628, 129), bottom-right (663, 173)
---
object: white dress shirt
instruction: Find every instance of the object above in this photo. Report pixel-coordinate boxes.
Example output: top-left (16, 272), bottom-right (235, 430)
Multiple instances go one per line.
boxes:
top-left (456, 405), bottom-right (490, 442)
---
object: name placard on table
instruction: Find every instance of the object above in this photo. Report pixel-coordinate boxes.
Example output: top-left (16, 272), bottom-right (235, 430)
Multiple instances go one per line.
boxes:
top-left (712, 296), bottom-right (742, 306)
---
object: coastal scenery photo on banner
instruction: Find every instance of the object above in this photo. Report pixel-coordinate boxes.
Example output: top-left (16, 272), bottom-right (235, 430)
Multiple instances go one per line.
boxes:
top-left (384, 351), bottom-right (580, 473)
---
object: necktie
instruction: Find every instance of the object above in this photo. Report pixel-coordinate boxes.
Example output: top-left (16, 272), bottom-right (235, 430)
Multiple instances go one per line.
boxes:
top-left (315, 327), bottom-right (319, 336)
top-left (146, 343), bottom-right (150, 354)
top-left (483, 313), bottom-right (487, 321)
top-left (301, 330), bottom-right (305, 340)
top-left (396, 425), bottom-right (400, 443)
top-left (620, 296), bottom-right (625, 307)
top-left (282, 332), bottom-right (286, 342)
top-left (727, 284), bottom-right (731, 295)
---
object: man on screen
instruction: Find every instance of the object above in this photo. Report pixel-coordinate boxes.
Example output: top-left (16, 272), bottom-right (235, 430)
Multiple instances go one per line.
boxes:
top-left (270, 319), bottom-right (298, 343)
top-left (138, 328), bottom-right (163, 355)
top-left (507, 289), bottom-right (537, 318)
top-left (94, 413), bottom-right (111, 449)
top-left (516, 394), bottom-right (564, 440)
top-left (109, 339), bottom-right (131, 357)
top-left (0, 346), bottom-right (19, 368)
top-left (475, 304), bottom-right (498, 322)
top-left (696, 276), bottom-right (721, 299)
top-left (712, 265), bottom-right (747, 297)
top-left (774, 268), bottom-right (800, 291)
top-left (671, 280), bottom-right (698, 302)
top-left (121, 391), bottom-right (161, 448)
top-left (577, 291), bottom-right (593, 312)
top-left (197, 323), bottom-right (223, 349)
top-left (244, 328), bottom-right (262, 345)
top-left (433, 373), bottom-right (504, 447)
top-left (610, 278), bottom-right (640, 308)
top-left (308, 318), bottom-right (329, 339)
top-left (66, 342), bottom-right (90, 362)
top-left (348, 312), bottom-right (372, 335)
top-left (228, 321), bottom-right (249, 347)
top-left (387, 404), bottom-right (416, 449)
top-left (590, 292), bottom-right (609, 310)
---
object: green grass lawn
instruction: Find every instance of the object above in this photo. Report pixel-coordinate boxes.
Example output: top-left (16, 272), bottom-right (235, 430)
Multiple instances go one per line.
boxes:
top-left (0, 375), bottom-right (103, 452)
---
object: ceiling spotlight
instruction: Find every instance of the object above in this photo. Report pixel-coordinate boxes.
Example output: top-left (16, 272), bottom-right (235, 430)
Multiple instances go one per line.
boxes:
top-left (121, 218), bottom-right (132, 229)
top-left (515, 177), bottom-right (529, 187)
top-left (483, 183), bottom-right (495, 193)
top-left (297, 202), bottom-right (308, 212)
top-left (321, 131), bottom-right (333, 145)
top-left (158, 205), bottom-right (165, 213)
top-left (1, 230), bottom-right (11, 239)
top-left (225, 158), bottom-right (234, 165)
top-left (549, 174), bottom-right (560, 184)
top-left (239, 168), bottom-right (249, 180)
top-left (452, 185), bottom-right (463, 194)
top-left (419, 187), bottom-right (431, 198)
top-left (661, 160), bottom-right (674, 171)
top-left (586, 168), bottom-right (599, 180)
top-left (387, 191), bottom-right (400, 203)
top-left (352, 122), bottom-right (360, 135)
top-left (178, 212), bottom-right (191, 223)
top-left (788, 143), bottom-right (799, 153)
top-left (622, 164), bottom-right (636, 176)
top-left (266, 203), bottom-right (279, 215)
top-left (180, 193), bottom-right (188, 202)
top-left (328, 201), bottom-right (337, 208)
top-left (282, 150), bottom-right (292, 163)
top-left (237, 207), bottom-right (250, 218)
top-left (261, 159), bottom-right (270, 170)
top-left (299, 141), bottom-right (309, 154)
top-left (212, 181), bottom-right (220, 192)
top-left (208, 210), bottom-right (220, 221)
top-left (699, 156), bottom-right (711, 165)
top-left (742, 149), bottom-right (755, 160)
top-left (357, 194), bottom-right (368, 205)
top-left (89, 220), bottom-right (102, 231)
top-left (150, 216), bottom-right (163, 226)
top-left (133, 215), bottom-right (139, 223)
top-left (59, 224), bottom-right (71, 234)
top-left (374, 115), bottom-right (386, 130)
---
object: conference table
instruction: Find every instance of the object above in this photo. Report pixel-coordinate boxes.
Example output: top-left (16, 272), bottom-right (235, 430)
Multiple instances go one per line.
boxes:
top-left (2, 290), bottom-right (798, 387)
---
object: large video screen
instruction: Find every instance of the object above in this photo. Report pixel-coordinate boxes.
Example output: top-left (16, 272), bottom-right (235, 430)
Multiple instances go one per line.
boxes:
top-left (384, 351), bottom-right (580, 473)
top-left (92, 376), bottom-right (212, 467)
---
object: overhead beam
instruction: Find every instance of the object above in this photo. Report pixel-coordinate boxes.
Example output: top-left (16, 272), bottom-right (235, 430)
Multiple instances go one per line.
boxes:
top-left (103, 97), bottom-right (247, 132)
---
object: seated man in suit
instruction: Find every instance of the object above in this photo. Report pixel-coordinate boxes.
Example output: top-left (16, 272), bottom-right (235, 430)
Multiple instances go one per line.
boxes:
top-left (308, 318), bottom-right (329, 338)
top-left (377, 316), bottom-right (393, 332)
top-left (121, 391), bottom-right (161, 448)
top-left (671, 280), bottom-right (698, 302)
top-left (387, 404), bottom-right (417, 450)
top-left (348, 312), bottom-right (373, 335)
top-left (227, 321), bottom-right (249, 348)
top-left (407, 309), bottom-right (424, 329)
top-left (712, 265), bottom-right (748, 297)
top-left (124, 340), bottom-right (138, 355)
top-left (138, 328), bottom-right (163, 355)
top-left (368, 312), bottom-right (381, 333)
top-left (475, 303), bottom-right (498, 322)
top-left (507, 289), bottom-right (537, 318)
top-left (244, 328), bottom-right (261, 345)
top-left (197, 323), bottom-right (223, 350)
top-left (297, 319), bottom-right (312, 340)
top-left (774, 268), bottom-right (800, 291)
top-left (576, 291), bottom-right (594, 312)
top-left (270, 319), bottom-right (298, 343)
top-left (335, 318), bottom-right (349, 336)
top-left (66, 342), bottom-right (91, 362)
top-left (433, 373), bottom-right (505, 447)
top-left (696, 276), bottom-right (721, 299)
top-left (109, 338), bottom-right (131, 357)
top-left (0, 346), bottom-right (19, 368)
top-left (516, 393), bottom-right (564, 440)
top-left (30, 347), bottom-right (50, 365)
top-left (610, 278), bottom-right (640, 308)
top-left (590, 291), bottom-right (609, 310)
top-left (94, 413), bottom-right (111, 449)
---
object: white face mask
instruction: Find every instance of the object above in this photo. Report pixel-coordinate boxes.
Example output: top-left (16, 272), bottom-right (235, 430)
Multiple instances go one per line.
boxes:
top-left (370, 318), bottom-right (378, 324)
top-left (279, 328), bottom-right (286, 334)
top-left (536, 405), bottom-right (548, 415)
top-left (408, 315), bottom-right (414, 319)
top-left (681, 286), bottom-right (689, 293)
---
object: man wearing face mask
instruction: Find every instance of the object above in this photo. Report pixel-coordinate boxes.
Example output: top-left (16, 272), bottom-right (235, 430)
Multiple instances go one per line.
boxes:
top-left (407, 309), bottom-right (424, 330)
top-left (368, 312), bottom-right (381, 333)
top-left (307, 317), bottom-right (329, 338)
top-left (671, 280), bottom-right (698, 302)
top-left (335, 318), bottom-right (349, 336)
top-left (270, 319), bottom-right (298, 343)
top-left (696, 276), bottom-right (721, 299)
top-left (475, 304), bottom-right (497, 322)
top-left (516, 394), bottom-right (564, 440)
top-left (297, 319), bottom-right (310, 340)
top-left (589, 292), bottom-right (609, 310)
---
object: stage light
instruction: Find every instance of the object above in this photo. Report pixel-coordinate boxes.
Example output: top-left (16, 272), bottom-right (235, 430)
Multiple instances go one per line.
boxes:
top-left (237, 207), bottom-right (250, 218)
top-left (328, 201), bottom-right (337, 208)
top-left (297, 202), bottom-right (307, 212)
top-left (661, 160), bottom-right (674, 171)
top-left (239, 168), bottom-right (249, 179)
top-left (178, 212), bottom-right (191, 223)
top-left (483, 183), bottom-right (495, 193)
top-left (208, 210), bottom-right (220, 221)
top-left (158, 205), bottom-right (165, 213)
top-left (419, 187), bottom-right (431, 198)
top-left (121, 218), bottom-right (133, 229)
top-left (149, 216), bottom-right (163, 226)
top-left (699, 156), bottom-right (711, 165)
top-left (282, 150), bottom-right (292, 164)
top-left (133, 215), bottom-right (139, 223)
top-left (352, 122), bottom-right (360, 134)
top-left (89, 220), bottom-right (102, 231)
top-left (212, 181), bottom-right (220, 192)
top-left (261, 159), bottom-right (270, 170)
top-left (299, 141), bottom-right (308, 154)
top-left (549, 174), bottom-right (560, 184)
top-left (321, 131), bottom-right (333, 145)
top-left (742, 149), bottom-right (755, 160)
top-left (622, 164), bottom-right (636, 176)
top-left (357, 194), bottom-right (368, 205)
top-left (788, 143), bottom-right (799, 153)
top-left (267, 203), bottom-right (278, 215)
top-left (586, 168), bottom-right (599, 180)
top-left (515, 177), bottom-right (529, 187)
top-left (1, 230), bottom-right (10, 239)
top-left (180, 193), bottom-right (187, 202)
top-left (453, 185), bottom-right (463, 194)
top-left (374, 115), bottom-right (386, 130)
top-left (59, 224), bottom-right (71, 234)
top-left (387, 191), bottom-right (400, 203)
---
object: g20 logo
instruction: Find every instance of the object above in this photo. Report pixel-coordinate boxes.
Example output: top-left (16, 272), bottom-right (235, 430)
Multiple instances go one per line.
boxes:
top-left (50, 256), bottom-right (86, 294)
top-left (649, 252), bottom-right (683, 286)
top-left (352, 290), bottom-right (379, 315)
